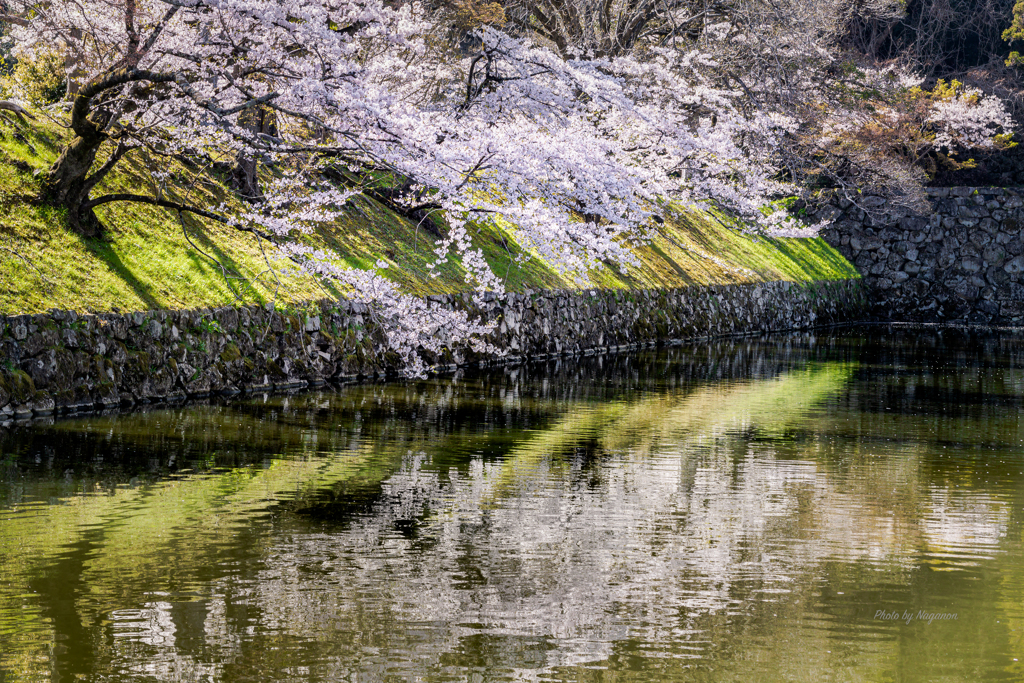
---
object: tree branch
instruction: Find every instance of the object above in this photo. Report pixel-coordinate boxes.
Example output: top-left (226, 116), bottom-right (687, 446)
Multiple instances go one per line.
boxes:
top-left (72, 69), bottom-right (179, 138)
top-left (0, 13), bottom-right (28, 27)
top-left (81, 193), bottom-right (276, 240)
top-left (0, 101), bottom-right (36, 120)
top-left (81, 142), bottom-right (131, 196)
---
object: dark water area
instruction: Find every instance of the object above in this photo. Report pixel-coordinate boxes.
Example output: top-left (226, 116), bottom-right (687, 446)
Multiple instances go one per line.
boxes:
top-left (2, 327), bottom-right (1024, 682)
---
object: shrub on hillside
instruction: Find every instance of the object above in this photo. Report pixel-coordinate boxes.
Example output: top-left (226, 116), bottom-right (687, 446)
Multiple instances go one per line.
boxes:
top-left (9, 52), bottom-right (66, 106)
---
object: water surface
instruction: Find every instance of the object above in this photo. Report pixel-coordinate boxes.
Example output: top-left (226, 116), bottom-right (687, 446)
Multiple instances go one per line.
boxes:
top-left (2, 328), bottom-right (1024, 681)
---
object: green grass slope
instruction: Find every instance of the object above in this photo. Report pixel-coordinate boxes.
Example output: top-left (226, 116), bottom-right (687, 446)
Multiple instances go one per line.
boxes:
top-left (0, 112), bottom-right (856, 316)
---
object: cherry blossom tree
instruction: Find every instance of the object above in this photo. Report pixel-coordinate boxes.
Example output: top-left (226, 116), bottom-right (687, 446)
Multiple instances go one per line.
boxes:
top-left (478, 0), bottom-right (1015, 213)
top-left (2, 0), bottom-right (1016, 371)
top-left (655, 0), bottom-right (1016, 213)
top-left (0, 0), bottom-right (798, 367)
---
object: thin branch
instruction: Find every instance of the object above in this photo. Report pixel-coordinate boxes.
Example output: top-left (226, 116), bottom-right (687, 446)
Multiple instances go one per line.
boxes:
top-left (0, 244), bottom-right (52, 291)
top-left (140, 5), bottom-right (181, 55)
top-left (81, 142), bottom-right (131, 196)
top-left (0, 13), bottom-right (29, 27)
top-left (82, 193), bottom-right (276, 240)
top-left (176, 210), bottom-right (248, 303)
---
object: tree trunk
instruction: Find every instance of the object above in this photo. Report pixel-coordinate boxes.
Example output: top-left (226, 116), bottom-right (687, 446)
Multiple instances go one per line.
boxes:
top-left (41, 133), bottom-right (106, 237)
top-left (229, 153), bottom-right (261, 202)
top-left (229, 106), bottom-right (275, 202)
top-left (37, 67), bottom-right (179, 236)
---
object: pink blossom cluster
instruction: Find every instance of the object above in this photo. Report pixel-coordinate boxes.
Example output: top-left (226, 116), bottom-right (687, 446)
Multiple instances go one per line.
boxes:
top-left (927, 90), bottom-right (1015, 150)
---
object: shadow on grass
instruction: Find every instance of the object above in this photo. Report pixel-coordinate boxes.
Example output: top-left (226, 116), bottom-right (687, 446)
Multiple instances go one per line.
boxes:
top-left (633, 240), bottom-right (701, 287)
top-left (669, 206), bottom-right (857, 283)
top-left (184, 221), bottom-right (269, 304)
top-left (84, 237), bottom-right (162, 309)
top-left (473, 223), bottom-right (566, 292)
top-left (184, 214), bottom-right (350, 304)
top-left (306, 195), bottom-right (466, 295)
top-left (768, 238), bottom-right (859, 281)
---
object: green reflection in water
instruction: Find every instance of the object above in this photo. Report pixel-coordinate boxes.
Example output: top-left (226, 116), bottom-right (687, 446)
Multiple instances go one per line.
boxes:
top-left (1, 329), bottom-right (1024, 682)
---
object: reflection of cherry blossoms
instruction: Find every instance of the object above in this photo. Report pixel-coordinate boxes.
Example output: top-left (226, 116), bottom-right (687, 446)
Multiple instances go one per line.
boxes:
top-left (231, 367), bottom-right (1009, 677)
top-left (5, 334), bottom-right (1023, 679)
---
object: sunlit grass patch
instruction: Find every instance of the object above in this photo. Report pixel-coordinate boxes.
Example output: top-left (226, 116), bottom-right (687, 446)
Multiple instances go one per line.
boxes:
top-left (0, 111), bottom-right (856, 316)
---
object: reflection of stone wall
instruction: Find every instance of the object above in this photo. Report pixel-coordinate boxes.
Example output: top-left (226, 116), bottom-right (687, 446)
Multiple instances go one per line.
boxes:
top-left (816, 187), bottom-right (1024, 323)
top-left (0, 280), bottom-right (865, 420)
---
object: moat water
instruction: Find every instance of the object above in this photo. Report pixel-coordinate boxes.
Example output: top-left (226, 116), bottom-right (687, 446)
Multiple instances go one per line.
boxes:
top-left (2, 327), bottom-right (1024, 682)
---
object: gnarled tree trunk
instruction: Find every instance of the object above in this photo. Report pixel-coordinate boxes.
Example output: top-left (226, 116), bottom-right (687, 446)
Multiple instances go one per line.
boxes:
top-left (39, 68), bottom-right (175, 237)
top-left (42, 133), bottom-right (108, 237)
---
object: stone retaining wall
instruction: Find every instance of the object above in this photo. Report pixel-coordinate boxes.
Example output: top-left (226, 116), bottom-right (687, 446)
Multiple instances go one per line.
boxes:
top-left (815, 187), bottom-right (1024, 323)
top-left (0, 279), bottom-right (866, 421)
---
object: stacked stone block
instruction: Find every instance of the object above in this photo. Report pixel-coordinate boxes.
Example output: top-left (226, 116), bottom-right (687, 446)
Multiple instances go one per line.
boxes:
top-left (0, 280), bottom-right (865, 420)
top-left (815, 187), bottom-right (1024, 323)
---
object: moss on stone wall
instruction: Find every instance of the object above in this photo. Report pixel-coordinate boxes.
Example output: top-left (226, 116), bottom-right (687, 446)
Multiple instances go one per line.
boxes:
top-left (0, 281), bottom-right (866, 421)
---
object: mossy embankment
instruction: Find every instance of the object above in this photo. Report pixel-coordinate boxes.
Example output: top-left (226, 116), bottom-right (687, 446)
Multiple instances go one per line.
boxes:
top-left (0, 112), bottom-right (856, 316)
